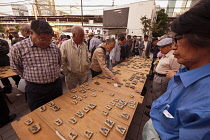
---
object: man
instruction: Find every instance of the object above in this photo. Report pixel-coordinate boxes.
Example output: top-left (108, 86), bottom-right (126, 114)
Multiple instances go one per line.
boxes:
top-left (0, 86), bottom-right (16, 128)
top-left (90, 38), bottom-right (120, 84)
top-left (139, 35), bottom-right (152, 59)
top-left (20, 24), bottom-right (30, 38)
top-left (130, 35), bottom-right (140, 57)
top-left (0, 38), bottom-right (20, 93)
top-left (10, 31), bottom-right (19, 45)
top-left (60, 25), bottom-right (90, 90)
top-left (143, 0), bottom-right (210, 139)
top-left (88, 32), bottom-right (101, 57)
top-left (10, 20), bottom-right (62, 111)
top-left (145, 38), bottom-right (182, 117)
top-left (110, 36), bottom-right (126, 66)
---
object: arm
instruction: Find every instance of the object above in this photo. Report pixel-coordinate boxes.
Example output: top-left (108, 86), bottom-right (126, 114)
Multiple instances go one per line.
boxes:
top-left (0, 40), bottom-right (9, 55)
top-left (166, 70), bottom-right (178, 79)
top-left (60, 43), bottom-right (68, 75)
top-left (10, 45), bottom-right (23, 77)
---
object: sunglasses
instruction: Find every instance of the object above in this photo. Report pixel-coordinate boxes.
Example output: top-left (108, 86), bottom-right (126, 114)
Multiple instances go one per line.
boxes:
top-left (173, 36), bottom-right (183, 44)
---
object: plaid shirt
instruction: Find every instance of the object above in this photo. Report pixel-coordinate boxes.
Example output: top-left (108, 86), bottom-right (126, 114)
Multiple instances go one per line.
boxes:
top-left (10, 38), bottom-right (61, 84)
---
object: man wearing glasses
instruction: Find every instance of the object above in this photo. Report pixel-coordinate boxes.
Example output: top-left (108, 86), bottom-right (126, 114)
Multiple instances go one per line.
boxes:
top-left (10, 20), bottom-right (63, 111)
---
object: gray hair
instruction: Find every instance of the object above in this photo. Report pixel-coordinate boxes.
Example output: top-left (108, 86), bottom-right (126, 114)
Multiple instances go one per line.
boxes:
top-left (72, 25), bottom-right (84, 35)
top-left (105, 38), bottom-right (115, 44)
top-left (20, 24), bottom-right (30, 32)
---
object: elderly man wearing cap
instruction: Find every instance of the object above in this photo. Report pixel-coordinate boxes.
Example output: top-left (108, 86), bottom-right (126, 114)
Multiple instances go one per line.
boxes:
top-left (152, 38), bottom-right (182, 101)
top-left (10, 31), bottom-right (19, 45)
top-left (88, 32), bottom-right (101, 58)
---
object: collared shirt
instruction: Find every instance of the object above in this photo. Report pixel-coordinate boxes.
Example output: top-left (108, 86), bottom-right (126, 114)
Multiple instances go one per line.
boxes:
top-left (90, 46), bottom-right (115, 78)
top-left (110, 40), bottom-right (121, 62)
top-left (89, 37), bottom-right (101, 51)
top-left (60, 39), bottom-right (90, 75)
top-left (10, 38), bottom-right (61, 84)
top-left (143, 41), bottom-right (148, 51)
top-left (156, 50), bottom-right (182, 74)
top-left (150, 63), bottom-right (210, 140)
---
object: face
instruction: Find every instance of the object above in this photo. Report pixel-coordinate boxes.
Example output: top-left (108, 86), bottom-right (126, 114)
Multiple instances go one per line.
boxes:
top-left (159, 45), bottom-right (172, 55)
top-left (119, 38), bottom-right (126, 45)
top-left (30, 31), bottom-right (52, 49)
top-left (152, 40), bottom-right (158, 46)
top-left (73, 30), bottom-right (84, 45)
top-left (144, 37), bottom-right (148, 41)
top-left (20, 28), bottom-right (27, 37)
top-left (106, 42), bottom-right (115, 52)
top-left (172, 35), bottom-right (207, 69)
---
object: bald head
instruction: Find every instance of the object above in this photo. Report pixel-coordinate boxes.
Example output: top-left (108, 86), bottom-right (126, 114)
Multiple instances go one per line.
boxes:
top-left (72, 25), bottom-right (84, 45)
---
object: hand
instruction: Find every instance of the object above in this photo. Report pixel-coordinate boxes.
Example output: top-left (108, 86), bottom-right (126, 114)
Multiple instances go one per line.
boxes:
top-left (112, 61), bottom-right (116, 65)
top-left (112, 77), bottom-right (120, 84)
top-left (166, 70), bottom-right (178, 79)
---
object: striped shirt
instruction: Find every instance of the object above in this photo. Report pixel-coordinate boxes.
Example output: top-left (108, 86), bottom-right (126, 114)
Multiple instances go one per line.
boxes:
top-left (10, 38), bottom-right (61, 84)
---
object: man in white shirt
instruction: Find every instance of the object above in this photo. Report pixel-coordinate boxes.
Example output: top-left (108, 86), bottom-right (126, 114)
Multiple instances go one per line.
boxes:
top-left (88, 32), bottom-right (101, 57)
top-left (60, 25), bottom-right (90, 90)
top-left (139, 35), bottom-right (152, 59)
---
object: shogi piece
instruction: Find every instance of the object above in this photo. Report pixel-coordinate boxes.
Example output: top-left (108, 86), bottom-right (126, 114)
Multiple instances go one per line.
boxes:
top-left (106, 105), bottom-right (112, 110)
top-left (100, 126), bottom-right (110, 137)
top-left (116, 125), bottom-right (126, 135)
top-left (99, 88), bottom-right (104, 92)
top-left (83, 108), bottom-right (90, 113)
top-left (51, 105), bottom-right (60, 111)
top-left (109, 101), bottom-right (116, 106)
top-left (71, 100), bottom-right (78, 105)
top-left (69, 132), bottom-right (78, 140)
top-left (38, 105), bottom-right (46, 112)
top-left (24, 118), bottom-right (33, 125)
top-left (88, 103), bottom-right (97, 109)
top-left (84, 86), bottom-right (90, 90)
top-left (69, 117), bottom-right (77, 124)
top-left (119, 100), bottom-right (128, 106)
top-left (76, 97), bottom-right (83, 101)
top-left (71, 94), bottom-right (77, 99)
top-left (128, 104), bottom-right (136, 109)
top-left (109, 93), bottom-right (115, 96)
top-left (47, 101), bottom-right (54, 107)
top-left (91, 93), bottom-right (97, 97)
top-left (116, 103), bottom-right (124, 109)
top-left (107, 81), bottom-right (111, 84)
top-left (54, 118), bottom-right (62, 126)
top-left (121, 113), bottom-right (130, 120)
top-left (129, 100), bottom-right (136, 104)
top-left (113, 98), bottom-right (119, 102)
top-left (28, 123), bottom-right (41, 134)
top-left (102, 110), bottom-right (109, 116)
top-left (70, 89), bottom-right (77, 93)
top-left (75, 111), bottom-right (84, 118)
top-left (83, 82), bottom-right (89, 86)
top-left (82, 94), bottom-right (88, 98)
top-left (84, 130), bottom-right (93, 139)
top-left (105, 119), bottom-right (115, 128)
top-left (90, 88), bottom-right (96, 92)
top-left (129, 94), bottom-right (134, 98)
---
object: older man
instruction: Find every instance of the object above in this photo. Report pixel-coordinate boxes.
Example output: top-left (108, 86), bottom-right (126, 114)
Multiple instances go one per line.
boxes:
top-left (20, 24), bottom-right (30, 38)
top-left (60, 25), bottom-right (90, 90)
top-left (10, 20), bottom-right (62, 111)
top-left (143, 0), bottom-right (210, 139)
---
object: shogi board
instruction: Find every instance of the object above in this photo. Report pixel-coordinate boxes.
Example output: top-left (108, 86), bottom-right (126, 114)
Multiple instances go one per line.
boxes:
top-left (0, 66), bottom-right (17, 78)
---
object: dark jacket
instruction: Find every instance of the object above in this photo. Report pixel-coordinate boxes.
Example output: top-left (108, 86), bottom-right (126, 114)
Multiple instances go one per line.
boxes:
top-left (0, 39), bottom-right (10, 67)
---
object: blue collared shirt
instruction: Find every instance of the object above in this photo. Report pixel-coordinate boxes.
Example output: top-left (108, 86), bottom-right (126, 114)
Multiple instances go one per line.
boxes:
top-left (150, 63), bottom-right (210, 140)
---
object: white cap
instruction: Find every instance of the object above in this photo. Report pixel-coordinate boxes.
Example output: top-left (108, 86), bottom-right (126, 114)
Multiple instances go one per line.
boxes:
top-left (157, 38), bottom-right (172, 47)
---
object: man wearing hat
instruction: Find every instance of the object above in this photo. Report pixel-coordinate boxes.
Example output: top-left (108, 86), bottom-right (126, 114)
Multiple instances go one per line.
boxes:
top-left (88, 32), bottom-right (101, 58)
top-left (10, 31), bottom-right (19, 45)
top-left (153, 38), bottom-right (182, 101)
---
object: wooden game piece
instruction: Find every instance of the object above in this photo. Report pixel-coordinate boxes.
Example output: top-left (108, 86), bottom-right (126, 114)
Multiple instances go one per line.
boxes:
top-left (54, 118), bottom-right (62, 126)
top-left (109, 93), bottom-right (115, 96)
top-left (28, 123), bottom-right (41, 134)
top-left (69, 117), bottom-right (77, 124)
top-left (83, 108), bottom-right (90, 113)
top-left (71, 100), bottom-right (78, 105)
top-left (128, 104), bottom-right (136, 109)
top-left (76, 97), bottom-right (83, 101)
top-left (71, 94), bottom-right (77, 99)
top-left (51, 105), bottom-right (60, 111)
top-left (116, 103), bottom-right (124, 109)
top-left (106, 105), bottom-right (112, 110)
top-left (84, 130), bottom-right (93, 139)
top-left (75, 111), bottom-right (84, 118)
top-left (119, 100), bottom-right (128, 106)
top-left (129, 94), bottom-right (134, 98)
top-left (99, 88), bottom-right (104, 92)
top-left (91, 93), bottom-right (97, 97)
top-left (109, 101), bottom-right (116, 106)
top-left (116, 125), bottom-right (126, 135)
top-left (102, 110), bottom-right (109, 116)
top-left (94, 81), bottom-right (100, 85)
top-left (24, 118), bottom-right (33, 125)
top-left (121, 113), bottom-right (130, 120)
top-left (100, 127), bottom-right (110, 137)
top-left (38, 105), bottom-right (46, 112)
top-left (82, 94), bottom-right (88, 98)
top-left (113, 98), bottom-right (119, 102)
top-left (104, 119), bottom-right (115, 128)
top-left (47, 101), bottom-right (54, 106)
top-left (88, 103), bottom-right (97, 109)
top-left (69, 132), bottom-right (78, 140)
top-left (107, 81), bottom-right (111, 84)
top-left (70, 89), bottom-right (77, 93)
top-left (90, 88), bottom-right (96, 92)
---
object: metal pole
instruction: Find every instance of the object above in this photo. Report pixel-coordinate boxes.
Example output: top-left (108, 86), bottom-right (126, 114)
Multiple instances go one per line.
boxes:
top-left (81, 0), bottom-right (83, 26)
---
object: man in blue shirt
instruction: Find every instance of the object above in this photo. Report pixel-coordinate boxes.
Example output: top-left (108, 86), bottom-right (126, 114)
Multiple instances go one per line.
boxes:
top-left (143, 0), bottom-right (210, 139)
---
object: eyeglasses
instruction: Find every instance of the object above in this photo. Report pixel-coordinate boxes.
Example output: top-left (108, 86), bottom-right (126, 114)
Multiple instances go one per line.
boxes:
top-left (173, 36), bottom-right (183, 44)
top-left (34, 33), bottom-right (52, 43)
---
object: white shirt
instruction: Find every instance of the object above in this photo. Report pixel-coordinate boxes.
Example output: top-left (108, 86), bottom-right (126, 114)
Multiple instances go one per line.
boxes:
top-left (156, 50), bottom-right (182, 74)
top-left (143, 41), bottom-right (148, 51)
top-left (89, 36), bottom-right (101, 51)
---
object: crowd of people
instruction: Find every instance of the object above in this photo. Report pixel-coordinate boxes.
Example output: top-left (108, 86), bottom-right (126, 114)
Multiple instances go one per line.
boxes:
top-left (1, 0), bottom-right (210, 139)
